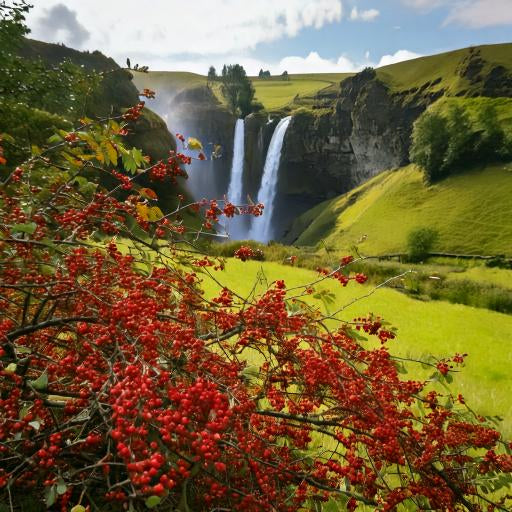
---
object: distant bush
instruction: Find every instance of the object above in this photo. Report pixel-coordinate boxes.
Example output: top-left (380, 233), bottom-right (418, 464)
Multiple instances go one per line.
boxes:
top-left (411, 98), bottom-right (512, 183)
top-left (406, 227), bottom-right (439, 262)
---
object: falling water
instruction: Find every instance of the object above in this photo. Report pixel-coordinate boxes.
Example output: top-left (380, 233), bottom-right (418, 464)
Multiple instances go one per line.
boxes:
top-left (249, 116), bottom-right (292, 242)
top-left (225, 119), bottom-right (246, 239)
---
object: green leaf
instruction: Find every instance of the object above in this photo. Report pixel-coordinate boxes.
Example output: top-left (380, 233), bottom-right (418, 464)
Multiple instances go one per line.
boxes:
top-left (29, 371), bottom-right (48, 391)
top-left (144, 496), bottom-right (161, 509)
top-left (122, 151), bottom-right (137, 173)
top-left (5, 363), bottom-right (17, 373)
top-left (56, 479), bottom-right (67, 495)
top-left (45, 485), bottom-right (57, 507)
top-left (48, 134), bottom-right (63, 144)
top-left (28, 420), bottom-right (41, 431)
top-left (1, 133), bottom-right (15, 144)
top-left (12, 222), bottom-right (37, 235)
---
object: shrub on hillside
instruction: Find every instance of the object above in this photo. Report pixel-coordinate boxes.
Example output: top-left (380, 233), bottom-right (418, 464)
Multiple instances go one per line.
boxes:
top-left (406, 227), bottom-right (439, 262)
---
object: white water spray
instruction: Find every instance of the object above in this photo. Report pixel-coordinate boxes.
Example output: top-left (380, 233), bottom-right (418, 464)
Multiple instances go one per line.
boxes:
top-left (249, 116), bottom-right (291, 242)
top-left (225, 119), bottom-right (245, 239)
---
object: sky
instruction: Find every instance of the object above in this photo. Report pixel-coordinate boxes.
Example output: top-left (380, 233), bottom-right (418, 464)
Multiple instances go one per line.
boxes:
top-left (25, 0), bottom-right (512, 75)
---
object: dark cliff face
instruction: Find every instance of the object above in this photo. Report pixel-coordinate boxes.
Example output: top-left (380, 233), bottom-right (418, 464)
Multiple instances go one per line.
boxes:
top-left (275, 69), bottom-right (443, 239)
top-left (169, 87), bottom-right (236, 200)
top-left (280, 70), bottom-right (434, 201)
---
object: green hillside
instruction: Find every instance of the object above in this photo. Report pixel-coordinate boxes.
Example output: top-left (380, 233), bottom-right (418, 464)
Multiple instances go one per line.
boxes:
top-left (131, 43), bottom-right (512, 112)
top-left (291, 162), bottom-right (512, 256)
top-left (377, 42), bottom-right (512, 96)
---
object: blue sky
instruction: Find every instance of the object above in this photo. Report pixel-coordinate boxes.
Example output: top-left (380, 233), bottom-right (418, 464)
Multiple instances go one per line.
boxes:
top-left (27, 0), bottom-right (512, 74)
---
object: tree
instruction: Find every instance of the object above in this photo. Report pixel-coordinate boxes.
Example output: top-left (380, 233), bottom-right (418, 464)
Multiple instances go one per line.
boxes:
top-left (410, 110), bottom-right (449, 183)
top-left (476, 102), bottom-right (506, 159)
top-left (1, 6), bottom-right (512, 512)
top-left (411, 100), bottom-right (511, 182)
top-left (1, 100), bottom-right (512, 512)
top-left (207, 65), bottom-right (217, 85)
top-left (126, 57), bottom-right (131, 69)
top-left (443, 103), bottom-right (473, 171)
top-left (281, 70), bottom-right (289, 81)
top-left (0, 1), bottom-right (99, 166)
top-left (220, 63), bottom-right (255, 117)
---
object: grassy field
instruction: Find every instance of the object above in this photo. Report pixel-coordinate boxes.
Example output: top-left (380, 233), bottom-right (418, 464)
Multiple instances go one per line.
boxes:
top-left (292, 163), bottom-right (512, 256)
top-left (199, 258), bottom-right (512, 436)
top-left (251, 73), bottom-right (352, 110)
top-left (377, 42), bottom-right (512, 95)
top-left (132, 70), bottom-right (352, 110)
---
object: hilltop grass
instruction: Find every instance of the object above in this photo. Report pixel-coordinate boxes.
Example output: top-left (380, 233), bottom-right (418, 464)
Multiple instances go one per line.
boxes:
top-left (199, 259), bottom-right (512, 436)
top-left (251, 73), bottom-right (352, 110)
top-left (293, 162), bottom-right (512, 256)
top-left (377, 42), bottom-right (512, 95)
top-left (130, 43), bottom-right (512, 112)
top-left (132, 70), bottom-right (352, 110)
top-left (131, 70), bottom-right (207, 94)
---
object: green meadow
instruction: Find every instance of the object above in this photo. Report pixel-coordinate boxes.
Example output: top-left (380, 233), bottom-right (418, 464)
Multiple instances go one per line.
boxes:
top-left (251, 73), bottom-right (352, 110)
top-left (292, 163), bottom-right (512, 256)
top-left (197, 258), bottom-right (512, 437)
top-left (132, 70), bottom-right (353, 110)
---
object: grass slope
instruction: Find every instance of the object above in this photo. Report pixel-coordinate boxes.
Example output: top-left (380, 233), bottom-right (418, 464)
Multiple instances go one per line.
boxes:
top-left (202, 259), bottom-right (512, 435)
top-left (292, 163), bottom-right (512, 256)
top-left (377, 42), bottom-right (512, 95)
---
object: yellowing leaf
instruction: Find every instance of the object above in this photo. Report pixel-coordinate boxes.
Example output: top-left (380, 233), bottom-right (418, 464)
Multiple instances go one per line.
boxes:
top-left (136, 203), bottom-right (150, 221)
top-left (148, 206), bottom-right (164, 222)
top-left (105, 142), bottom-right (118, 166)
top-left (187, 137), bottom-right (203, 151)
top-left (139, 187), bottom-right (158, 200)
top-left (136, 203), bottom-right (163, 222)
top-left (95, 147), bottom-right (105, 163)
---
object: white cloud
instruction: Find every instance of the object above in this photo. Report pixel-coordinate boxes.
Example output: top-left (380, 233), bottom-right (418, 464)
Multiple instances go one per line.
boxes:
top-left (444, 0), bottom-right (512, 28)
top-left (277, 51), bottom-right (362, 73)
top-left (349, 6), bottom-right (380, 21)
top-left (402, 0), bottom-right (512, 27)
top-left (150, 49), bottom-right (422, 75)
top-left (27, 0), bottom-right (343, 65)
top-left (376, 49), bottom-right (423, 67)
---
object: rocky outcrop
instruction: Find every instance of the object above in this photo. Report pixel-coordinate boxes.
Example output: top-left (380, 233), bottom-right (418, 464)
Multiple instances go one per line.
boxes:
top-left (457, 48), bottom-right (512, 97)
top-left (275, 69), bottom-right (444, 239)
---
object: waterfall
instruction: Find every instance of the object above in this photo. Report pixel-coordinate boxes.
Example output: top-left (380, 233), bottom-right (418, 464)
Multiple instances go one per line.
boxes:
top-left (225, 119), bottom-right (246, 239)
top-left (249, 116), bottom-right (291, 242)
